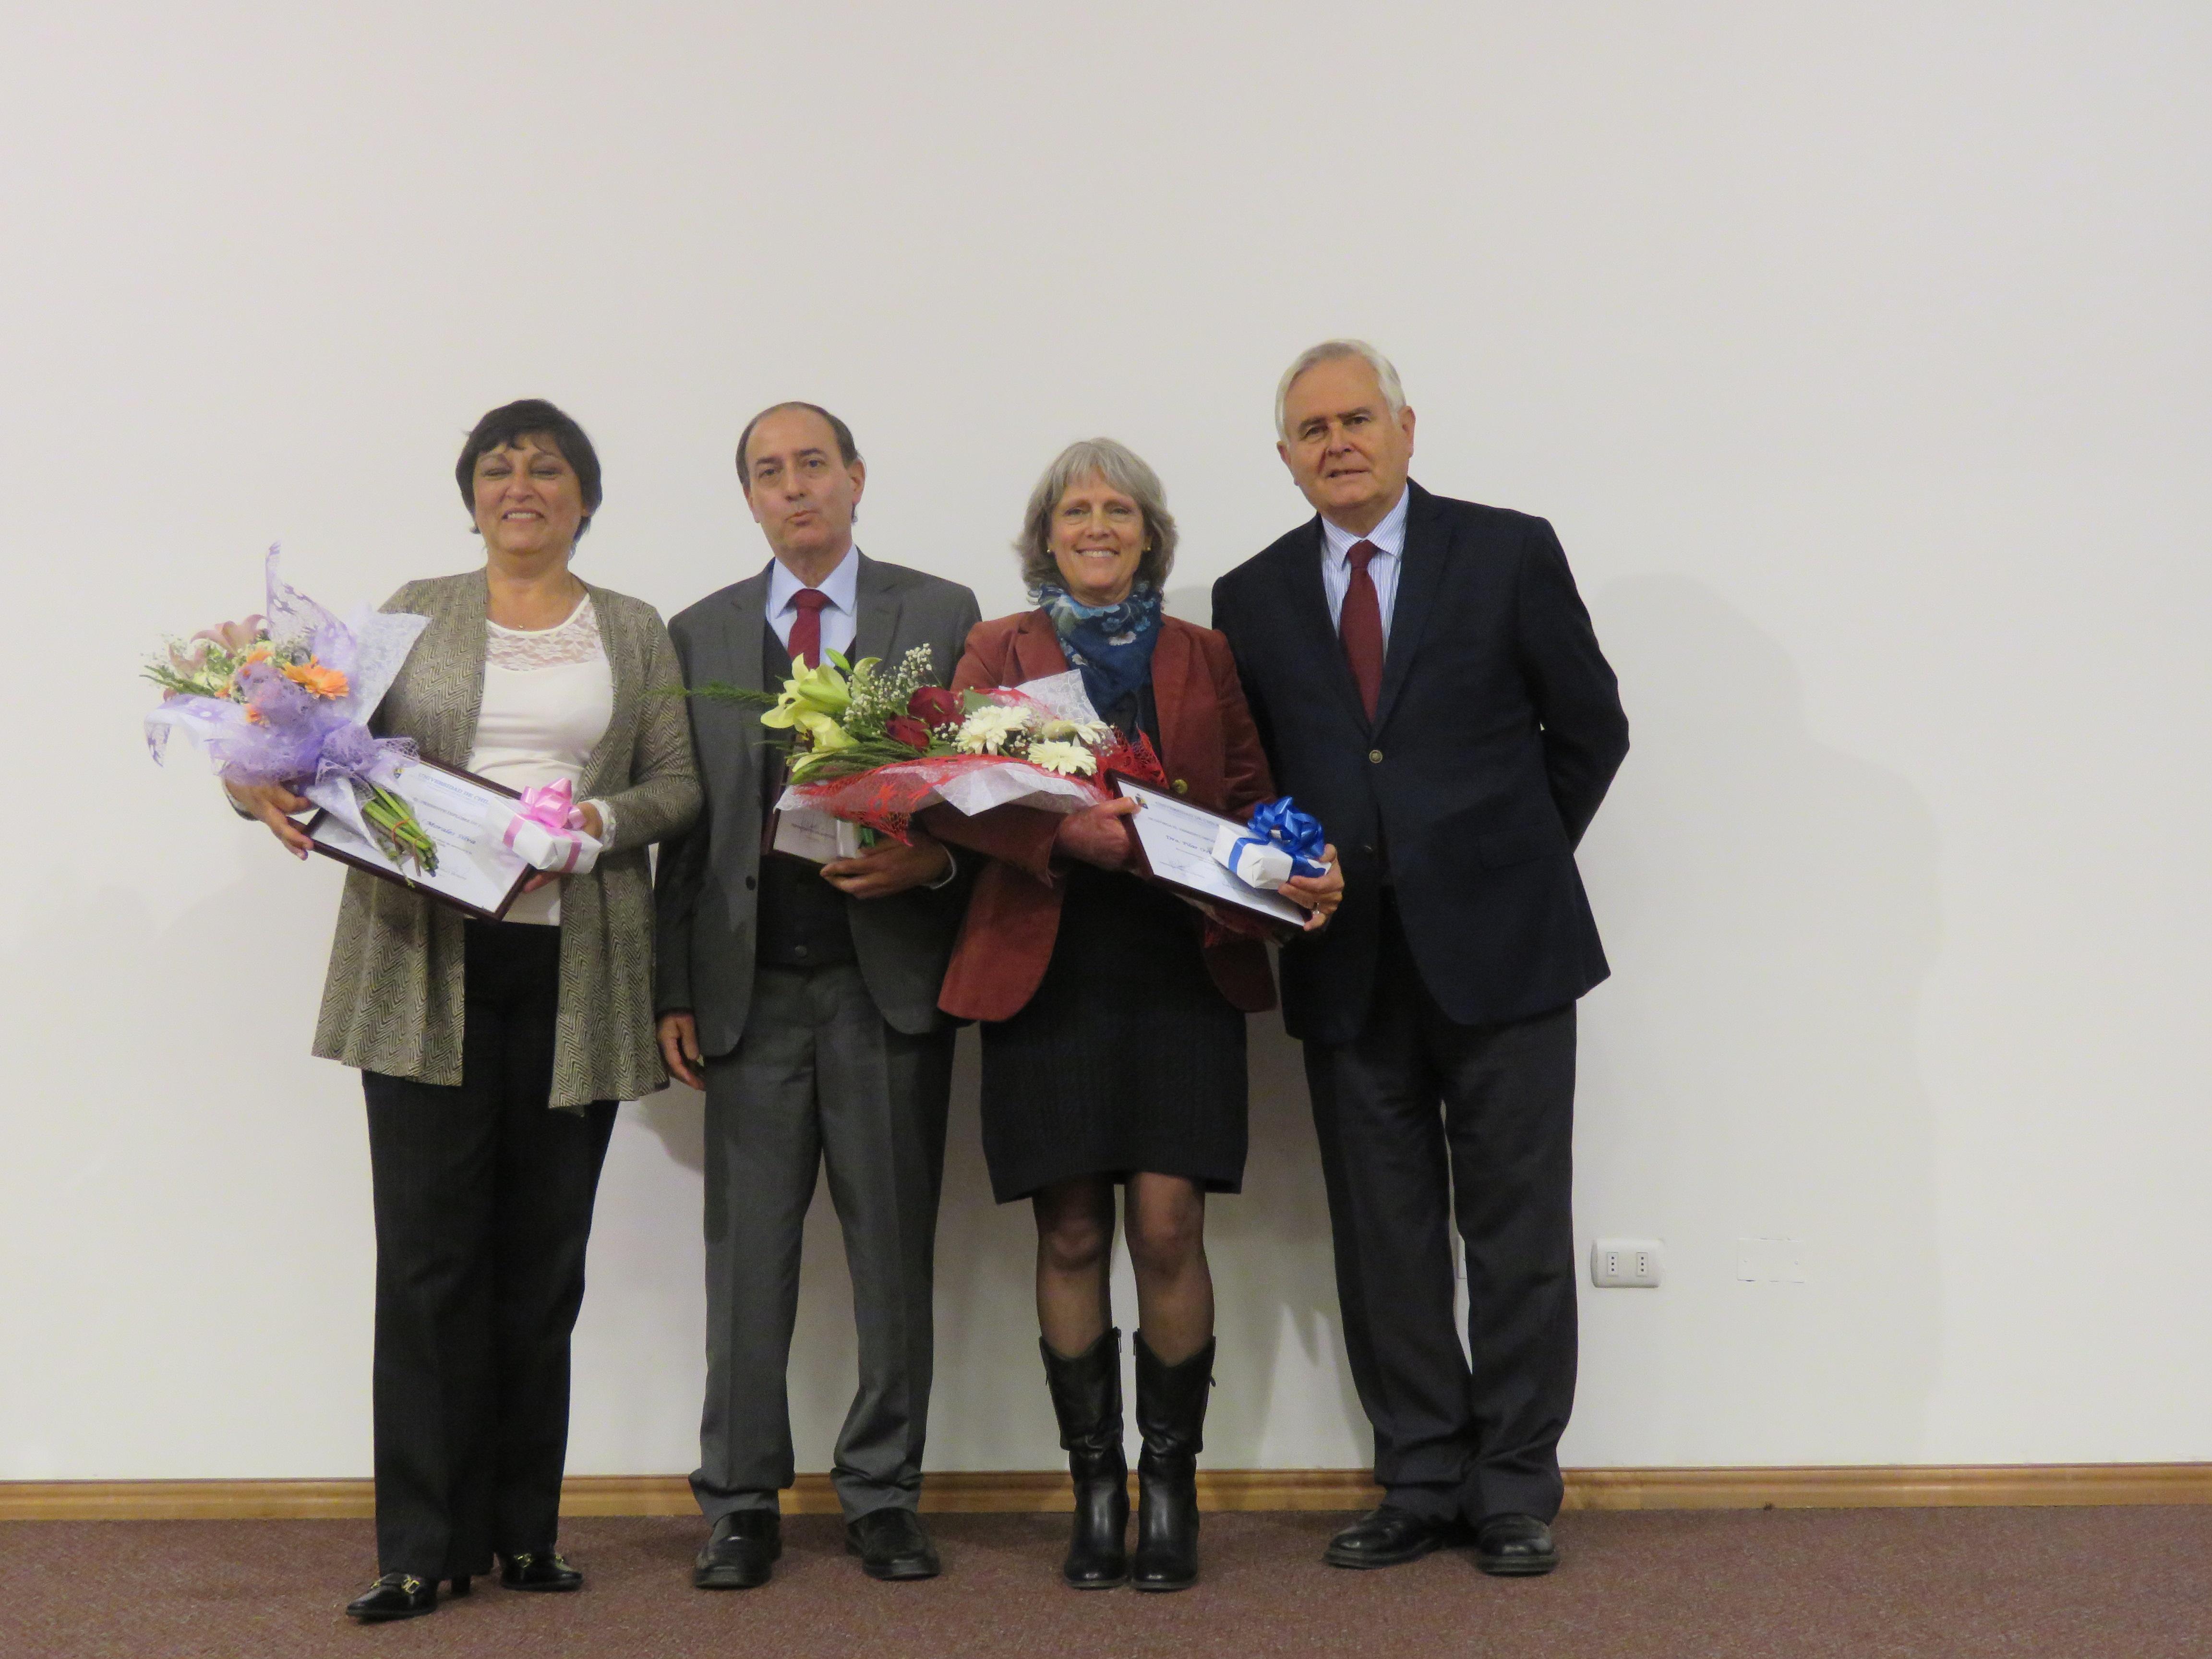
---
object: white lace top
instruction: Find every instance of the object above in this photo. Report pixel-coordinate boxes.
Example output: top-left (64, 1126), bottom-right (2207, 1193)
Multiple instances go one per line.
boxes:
top-left (469, 596), bottom-right (615, 926)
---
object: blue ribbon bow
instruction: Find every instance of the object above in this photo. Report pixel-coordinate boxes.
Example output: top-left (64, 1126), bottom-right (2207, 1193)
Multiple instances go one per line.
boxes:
top-left (1234, 796), bottom-right (1329, 880)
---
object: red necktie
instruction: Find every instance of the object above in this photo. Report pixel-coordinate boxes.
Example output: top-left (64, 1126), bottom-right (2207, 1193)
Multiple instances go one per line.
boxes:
top-left (1340, 540), bottom-right (1384, 721)
top-left (787, 587), bottom-right (831, 669)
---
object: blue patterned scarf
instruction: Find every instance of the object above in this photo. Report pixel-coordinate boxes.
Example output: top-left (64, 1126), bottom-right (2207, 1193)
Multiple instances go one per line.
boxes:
top-left (1037, 580), bottom-right (1163, 717)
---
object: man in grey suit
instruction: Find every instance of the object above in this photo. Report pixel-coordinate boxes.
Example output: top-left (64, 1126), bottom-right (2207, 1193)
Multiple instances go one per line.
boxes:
top-left (654, 401), bottom-right (982, 1588)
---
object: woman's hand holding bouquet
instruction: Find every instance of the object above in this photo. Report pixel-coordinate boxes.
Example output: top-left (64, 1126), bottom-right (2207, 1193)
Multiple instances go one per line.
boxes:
top-left (146, 548), bottom-right (438, 871)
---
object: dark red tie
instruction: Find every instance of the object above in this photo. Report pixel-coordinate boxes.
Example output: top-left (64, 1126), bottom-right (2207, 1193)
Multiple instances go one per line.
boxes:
top-left (787, 587), bottom-right (831, 669)
top-left (1340, 540), bottom-right (1384, 721)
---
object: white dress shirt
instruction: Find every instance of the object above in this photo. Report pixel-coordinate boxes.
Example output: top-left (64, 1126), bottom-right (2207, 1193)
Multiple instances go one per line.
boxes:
top-left (766, 545), bottom-right (860, 663)
top-left (1319, 487), bottom-right (1411, 652)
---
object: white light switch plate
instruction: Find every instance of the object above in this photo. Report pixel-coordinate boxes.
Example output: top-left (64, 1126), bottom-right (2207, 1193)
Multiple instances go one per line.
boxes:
top-left (1590, 1237), bottom-right (1663, 1287)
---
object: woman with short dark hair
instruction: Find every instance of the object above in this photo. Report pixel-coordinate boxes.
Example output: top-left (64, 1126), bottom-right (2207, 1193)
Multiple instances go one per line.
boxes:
top-left (228, 399), bottom-right (698, 1622)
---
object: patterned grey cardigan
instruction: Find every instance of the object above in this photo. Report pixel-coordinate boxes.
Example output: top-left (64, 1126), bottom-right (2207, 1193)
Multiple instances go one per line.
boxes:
top-left (312, 571), bottom-right (701, 1106)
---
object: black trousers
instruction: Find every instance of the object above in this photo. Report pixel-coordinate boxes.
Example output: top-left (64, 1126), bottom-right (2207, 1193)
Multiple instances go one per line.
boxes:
top-left (362, 921), bottom-right (617, 1578)
top-left (1303, 897), bottom-right (1579, 1525)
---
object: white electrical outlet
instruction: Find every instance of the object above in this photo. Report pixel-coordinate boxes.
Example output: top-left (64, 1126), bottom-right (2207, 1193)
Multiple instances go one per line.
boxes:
top-left (1590, 1237), bottom-right (1664, 1288)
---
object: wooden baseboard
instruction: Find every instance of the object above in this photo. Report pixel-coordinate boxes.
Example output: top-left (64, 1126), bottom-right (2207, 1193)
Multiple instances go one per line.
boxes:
top-left (6, 1464), bottom-right (2209, 1521)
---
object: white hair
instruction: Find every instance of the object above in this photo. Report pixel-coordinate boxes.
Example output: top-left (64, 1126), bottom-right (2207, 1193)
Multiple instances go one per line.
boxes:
top-left (1274, 339), bottom-right (1407, 441)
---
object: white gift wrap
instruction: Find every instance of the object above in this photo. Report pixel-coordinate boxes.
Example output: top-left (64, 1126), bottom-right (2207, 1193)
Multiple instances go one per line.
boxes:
top-left (776, 766), bottom-right (1099, 821)
top-left (495, 808), bottom-right (603, 875)
top-left (1211, 822), bottom-right (1294, 890)
top-left (1011, 669), bottom-right (1106, 726)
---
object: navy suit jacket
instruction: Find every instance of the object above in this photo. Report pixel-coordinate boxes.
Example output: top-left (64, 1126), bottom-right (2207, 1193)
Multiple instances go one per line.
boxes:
top-left (1211, 481), bottom-right (1628, 1044)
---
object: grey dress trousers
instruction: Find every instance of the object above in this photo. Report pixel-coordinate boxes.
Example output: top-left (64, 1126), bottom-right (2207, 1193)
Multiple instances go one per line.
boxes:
top-left (655, 553), bottom-right (982, 1519)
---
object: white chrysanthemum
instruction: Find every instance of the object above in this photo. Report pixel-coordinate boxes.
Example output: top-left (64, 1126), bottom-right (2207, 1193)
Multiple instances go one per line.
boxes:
top-left (1038, 718), bottom-right (1111, 745)
top-left (1027, 740), bottom-right (1097, 776)
top-left (954, 704), bottom-right (1032, 755)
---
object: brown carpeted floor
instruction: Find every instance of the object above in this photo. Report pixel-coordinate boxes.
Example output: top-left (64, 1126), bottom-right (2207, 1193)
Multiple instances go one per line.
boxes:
top-left (4, 1508), bottom-right (2208, 1659)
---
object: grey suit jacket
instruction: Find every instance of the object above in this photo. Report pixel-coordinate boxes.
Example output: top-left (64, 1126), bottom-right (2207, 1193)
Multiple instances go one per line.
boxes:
top-left (313, 571), bottom-right (701, 1106)
top-left (653, 553), bottom-right (983, 1058)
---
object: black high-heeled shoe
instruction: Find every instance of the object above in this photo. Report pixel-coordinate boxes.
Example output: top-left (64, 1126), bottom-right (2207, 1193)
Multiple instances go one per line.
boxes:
top-left (500, 1551), bottom-right (584, 1591)
top-left (345, 1571), bottom-right (438, 1622)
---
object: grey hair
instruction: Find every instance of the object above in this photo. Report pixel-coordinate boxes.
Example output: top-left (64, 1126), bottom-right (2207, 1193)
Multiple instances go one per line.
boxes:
top-left (1274, 339), bottom-right (1408, 441)
top-left (1015, 437), bottom-right (1178, 595)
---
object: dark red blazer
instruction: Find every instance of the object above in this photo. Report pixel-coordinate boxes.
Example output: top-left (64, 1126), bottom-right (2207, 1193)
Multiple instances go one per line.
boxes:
top-left (929, 609), bottom-right (1279, 1023)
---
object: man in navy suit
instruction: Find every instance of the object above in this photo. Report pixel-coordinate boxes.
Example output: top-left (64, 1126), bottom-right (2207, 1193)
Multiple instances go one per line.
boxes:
top-left (1212, 341), bottom-right (1627, 1577)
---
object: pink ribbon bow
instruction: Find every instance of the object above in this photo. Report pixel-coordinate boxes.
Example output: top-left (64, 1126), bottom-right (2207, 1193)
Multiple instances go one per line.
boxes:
top-left (506, 779), bottom-right (587, 872)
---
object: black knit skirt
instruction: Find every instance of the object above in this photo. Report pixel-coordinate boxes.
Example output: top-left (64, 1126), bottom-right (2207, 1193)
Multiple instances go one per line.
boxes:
top-left (978, 862), bottom-right (1249, 1204)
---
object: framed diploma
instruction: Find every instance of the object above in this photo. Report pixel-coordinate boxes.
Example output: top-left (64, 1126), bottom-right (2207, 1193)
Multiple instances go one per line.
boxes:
top-left (1111, 778), bottom-right (1310, 927)
top-left (303, 756), bottom-right (536, 921)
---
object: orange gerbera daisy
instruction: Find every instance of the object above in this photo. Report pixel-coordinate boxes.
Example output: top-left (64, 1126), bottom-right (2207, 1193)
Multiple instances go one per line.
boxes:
top-left (283, 659), bottom-right (349, 698)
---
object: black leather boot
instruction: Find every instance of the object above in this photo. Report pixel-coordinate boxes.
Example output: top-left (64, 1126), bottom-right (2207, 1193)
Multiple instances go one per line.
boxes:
top-left (1130, 1331), bottom-right (1212, 1592)
top-left (1041, 1328), bottom-right (1130, 1589)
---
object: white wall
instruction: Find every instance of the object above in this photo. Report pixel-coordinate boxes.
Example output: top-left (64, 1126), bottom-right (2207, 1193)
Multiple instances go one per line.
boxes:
top-left (3, 2), bottom-right (2207, 1480)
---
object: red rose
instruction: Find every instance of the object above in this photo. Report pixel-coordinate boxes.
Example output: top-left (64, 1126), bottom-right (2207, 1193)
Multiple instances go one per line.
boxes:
top-left (886, 715), bottom-right (934, 752)
top-left (907, 685), bottom-right (963, 727)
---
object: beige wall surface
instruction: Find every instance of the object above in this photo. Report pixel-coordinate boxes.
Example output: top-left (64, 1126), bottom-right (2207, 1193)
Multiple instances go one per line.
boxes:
top-left (2, 2), bottom-right (2207, 1479)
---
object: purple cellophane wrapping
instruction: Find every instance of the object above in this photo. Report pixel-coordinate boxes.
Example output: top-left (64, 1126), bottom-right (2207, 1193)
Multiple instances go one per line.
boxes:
top-left (145, 546), bottom-right (430, 846)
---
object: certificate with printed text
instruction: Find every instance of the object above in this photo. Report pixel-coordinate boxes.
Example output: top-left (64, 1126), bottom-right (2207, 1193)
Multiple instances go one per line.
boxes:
top-left (305, 757), bottom-right (535, 921)
top-left (1112, 779), bottom-right (1309, 927)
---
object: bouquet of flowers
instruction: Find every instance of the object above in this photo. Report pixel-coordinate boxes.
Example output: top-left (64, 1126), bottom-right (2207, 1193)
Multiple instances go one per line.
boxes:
top-left (144, 547), bottom-right (439, 870)
top-left (691, 646), bottom-right (1166, 840)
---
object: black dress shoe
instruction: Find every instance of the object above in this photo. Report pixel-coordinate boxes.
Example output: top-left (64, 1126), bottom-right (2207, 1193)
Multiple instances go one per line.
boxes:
top-left (1322, 1505), bottom-right (1457, 1569)
top-left (845, 1507), bottom-right (941, 1581)
top-left (500, 1551), bottom-right (584, 1591)
top-left (1475, 1513), bottom-right (1559, 1577)
top-left (345, 1572), bottom-right (438, 1622)
top-left (695, 1511), bottom-right (781, 1590)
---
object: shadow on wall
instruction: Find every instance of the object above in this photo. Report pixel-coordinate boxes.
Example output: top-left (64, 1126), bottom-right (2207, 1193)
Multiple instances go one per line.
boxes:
top-left (63, 571), bottom-right (1942, 1478)
top-left (1570, 573), bottom-right (1944, 1463)
top-left (634, 1080), bottom-right (704, 1174)
top-left (1203, 1007), bottom-right (1366, 1464)
top-left (621, 943), bottom-right (1361, 1470)
top-left (629, 1030), bottom-right (1077, 1471)
top-left (641, 1014), bottom-right (1365, 1474)
top-left (1162, 584), bottom-right (1212, 626)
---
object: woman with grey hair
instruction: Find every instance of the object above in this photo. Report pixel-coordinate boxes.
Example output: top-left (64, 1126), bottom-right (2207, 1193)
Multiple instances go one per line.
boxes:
top-left (928, 438), bottom-right (1342, 1592)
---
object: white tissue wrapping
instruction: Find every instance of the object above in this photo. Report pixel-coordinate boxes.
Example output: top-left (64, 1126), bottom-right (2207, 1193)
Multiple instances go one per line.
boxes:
top-left (776, 765), bottom-right (1099, 821)
top-left (501, 813), bottom-right (603, 876)
top-left (1211, 822), bottom-right (1294, 890)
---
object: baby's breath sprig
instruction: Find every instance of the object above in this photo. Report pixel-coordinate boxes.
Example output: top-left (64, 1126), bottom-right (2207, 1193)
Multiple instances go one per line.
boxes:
top-left (840, 644), bottom-right (937, 742)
